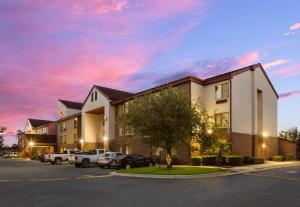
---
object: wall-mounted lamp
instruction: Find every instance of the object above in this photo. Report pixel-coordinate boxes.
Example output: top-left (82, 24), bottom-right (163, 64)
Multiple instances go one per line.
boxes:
top-left (79, 139), bottom-right (84, 144)
top-left (29, 141), bottom-right (34, 147)
top-left (262, 143), bottom-right (266, 149)
top-left (103, 136), bottom-right (108, 141)
top-left (263, 132), bottom-right (268, 138)
top-left (104, 116), bottom-right (107, 121)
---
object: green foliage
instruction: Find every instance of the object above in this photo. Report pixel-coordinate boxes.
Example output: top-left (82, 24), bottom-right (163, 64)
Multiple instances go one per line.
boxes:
top-left (283, 154), bottom-right (293, 161)
top-left (226, 155), bottom-right (244, 166)
top-left (123, 87), bottom-right (194, 167)
top-left (250, 157), bottom-right (264, 164)
top-left (279, 127), bottom-right (300, 142)
top-left (191, 157), bottom-right (201, 166)
top-left (270, 155), bottom-right (283, 162)
top-left (31, 155), bottom-right (38, 160)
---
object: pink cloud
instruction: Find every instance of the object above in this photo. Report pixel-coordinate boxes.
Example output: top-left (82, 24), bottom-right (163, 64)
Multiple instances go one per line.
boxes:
top-left (263, 59), bottom-right (288, 69)
top-left (0, 0), bottom-right (209, 145)
top-left (280, 90), bottom-right (300, 99)
top-left (238, 52), bottom-right (260, 66)
top-left (271, 64), bottom-right (300, 77)
top-left (289, 22), bottom-right (300, 30)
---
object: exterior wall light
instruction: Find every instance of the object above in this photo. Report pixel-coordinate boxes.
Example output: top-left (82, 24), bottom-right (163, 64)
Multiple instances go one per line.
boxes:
top-left (207, 129), bottom-right (213, 134)
top-left (263, 132), bottom-right (268, 137)
top-left (262, 143), bottom-right (266, 149)
top-left (29, 141), bottom-right (34, 147)
top-left (79, 139), bottom-right (84, 144)
top-left (103, 136), bottom-right (108, 141)
top-left (104, 116), bottom-right (107, 121)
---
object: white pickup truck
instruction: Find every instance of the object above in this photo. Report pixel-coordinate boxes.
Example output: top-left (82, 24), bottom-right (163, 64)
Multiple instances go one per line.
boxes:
top-left (49, 149), bottom-right (80, 165)
top-left (74, 149), bottom-right (110, 168)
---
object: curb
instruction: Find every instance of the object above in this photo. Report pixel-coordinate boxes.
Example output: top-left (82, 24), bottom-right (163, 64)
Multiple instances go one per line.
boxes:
top-left (111, 163), bottom-right (300, 179)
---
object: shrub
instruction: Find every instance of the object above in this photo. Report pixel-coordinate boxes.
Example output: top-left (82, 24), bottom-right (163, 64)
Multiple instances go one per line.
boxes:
top-left (283, 154), bottom-right (293, 161)
top-left (191, 157), bottom-right (201, 166)
top-left (226, 155), bottom-right (244, 166)
top-left (270, 155), bottom-right (283, 162)
top-left (31, 155), bottom-right (38, 160)
top-left (201, 155), bottom-right (217, 165)
top-left (243, 156), bottom-right (251, 164)
top-left (249, 157), bottom-right (264, 164)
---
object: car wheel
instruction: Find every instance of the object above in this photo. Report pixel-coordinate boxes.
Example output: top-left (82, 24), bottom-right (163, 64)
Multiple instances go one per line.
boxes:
top-left (148, 162), bottom-right (154, 167)
top-left (125, 164), bottom-right (131, 169)
top-left (55, 158), bottom-right (62, 165)
top-left (82, 159), bottom-right (90, 168)
top-left (75, 163), bottom-right (81, 168)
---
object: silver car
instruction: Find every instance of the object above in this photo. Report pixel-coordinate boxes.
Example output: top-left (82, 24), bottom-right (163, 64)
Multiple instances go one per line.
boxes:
top-left (98, 152), bottom-right (123, 168)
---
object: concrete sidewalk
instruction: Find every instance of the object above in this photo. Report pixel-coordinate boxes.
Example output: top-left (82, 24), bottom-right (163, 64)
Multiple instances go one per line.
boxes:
top-left (228, 161), bottom-right (300, 173)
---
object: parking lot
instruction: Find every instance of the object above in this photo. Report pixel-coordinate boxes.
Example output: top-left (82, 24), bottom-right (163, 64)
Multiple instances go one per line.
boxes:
top-left (1, 158), bottom-right (300, 207)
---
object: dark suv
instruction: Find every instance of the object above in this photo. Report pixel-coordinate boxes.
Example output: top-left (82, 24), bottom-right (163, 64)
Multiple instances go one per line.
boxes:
top-left (110, 154), bottom-right (155, 169)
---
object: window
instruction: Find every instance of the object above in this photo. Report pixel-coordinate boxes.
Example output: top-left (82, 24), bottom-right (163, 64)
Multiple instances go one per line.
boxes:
top-left (215, 82), bottom-right (229, 100)
top-left (215, 112), bottom-right (229, 128)
top-left (62, 122), bottom-right (66, 130)
top-left (74, 133), bottom-right (77, 142)
top-left (91, 91), bottom-right (94, 102)
top-left (60, 135), bottom-right (63, 144)
top-left (95, 91), bottom-right (98, 101)
top-left (64, 135), bottom-right (67, 144)
top-left (124, 102), bottom-right (129, 114)
top-left (74, 118), bottom-right (78, 128)
top-left (118, 125), bottom-right (123, 136)
top-left (59, 123), bottom-right (63, 132)
top-left (125, 127), bottom-right (133, 136)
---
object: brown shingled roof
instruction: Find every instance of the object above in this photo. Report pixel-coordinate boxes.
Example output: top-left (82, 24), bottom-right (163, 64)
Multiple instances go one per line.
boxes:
top-left (94, 85), bottom-right (133, 101)
top-left (59, 99), bottom-right (83, 110)
top-left (28, 119), bottom-right (54, 128)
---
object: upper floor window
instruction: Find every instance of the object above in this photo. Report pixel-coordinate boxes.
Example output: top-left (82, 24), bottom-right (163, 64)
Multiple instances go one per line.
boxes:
top-left (74, 117), bottom-right (78, 128)
top-left (215, 82), bottom-right (229, 100)
top-left (95, 91), bottom-right (98, 101)
top-left (59, 109), bottom-right (64, 119)
top-left (91, 91), bottom-right (94, 102)
top-left (215, 112), bottom-right (229, 128)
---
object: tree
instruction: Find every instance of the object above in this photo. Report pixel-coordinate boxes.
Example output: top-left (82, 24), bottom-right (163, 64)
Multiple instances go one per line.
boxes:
top-left (279, 127), bottom-right (300, 142)
top-left (191, 100), bottom-right (230, 165)
top-left (124, 87), bottom-right (194, 168)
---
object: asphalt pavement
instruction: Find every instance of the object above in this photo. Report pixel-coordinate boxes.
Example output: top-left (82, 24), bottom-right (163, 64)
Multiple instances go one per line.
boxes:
top-left (1, 158), bottom-right (300, 207)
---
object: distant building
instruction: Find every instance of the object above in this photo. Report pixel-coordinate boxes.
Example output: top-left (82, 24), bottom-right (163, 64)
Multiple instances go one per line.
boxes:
top-left (19, 119), bottom-right (57, 157)
top-left (0, 126), bottom-right (6, 147)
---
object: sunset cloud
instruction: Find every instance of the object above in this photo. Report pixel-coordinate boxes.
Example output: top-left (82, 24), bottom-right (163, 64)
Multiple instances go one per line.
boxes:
top-left (279, 90), bottom-right (300, 99)
top-left (263, 59), bottom-right (288, 69)
top-left (271, 64), bottom-right (300, 77)
top-left (238, 52), bottom-right (260, 66)
top-left (289, 22), bottom-right (300, 30)
top-left (0, 0), bottom-right (208, 145)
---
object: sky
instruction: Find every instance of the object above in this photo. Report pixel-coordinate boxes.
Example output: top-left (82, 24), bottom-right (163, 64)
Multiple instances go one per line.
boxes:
top-left (0, 0), bottom-right (299, 146)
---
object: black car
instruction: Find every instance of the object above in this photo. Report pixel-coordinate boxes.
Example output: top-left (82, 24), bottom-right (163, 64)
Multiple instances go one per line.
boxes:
top-left (110, 154), bottom-right (155, 169)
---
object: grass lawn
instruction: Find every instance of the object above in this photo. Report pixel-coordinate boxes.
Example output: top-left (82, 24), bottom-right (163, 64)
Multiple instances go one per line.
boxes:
top-left (116, 166), bottom-right (226, 175)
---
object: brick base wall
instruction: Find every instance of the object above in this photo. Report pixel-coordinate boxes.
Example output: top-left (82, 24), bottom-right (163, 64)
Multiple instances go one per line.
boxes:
top-left (231, 132), bottom-right (253, 156)
top-left (279, 139), bottom-right (296, 159)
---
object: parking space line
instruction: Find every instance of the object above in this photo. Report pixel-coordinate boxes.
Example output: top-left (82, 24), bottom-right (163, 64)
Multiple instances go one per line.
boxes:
top-left (244, 172), bottom-right (298, 181)
top-left (0, 179), bottom-right (22, 183)
top-left (29, 178), bottom-right (71, 182)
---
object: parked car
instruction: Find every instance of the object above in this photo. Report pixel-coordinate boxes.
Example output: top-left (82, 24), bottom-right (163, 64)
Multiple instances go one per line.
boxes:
top-left (74, 149), bottom-right (110, 168)
top-left (9, 152), bottom-right (18, 158)
top-left (38, 152), bottom-right (49, 162)
top-left (110, 154), bottom-right (155, 169)
top-left (98, 152), bottom-right (123, 168)
top-left (68, 151), bottom-right (83, 164)
top-left (2, 153), bottom-right (10, 158)
top-left (49, 149), bottom-right (80, 165)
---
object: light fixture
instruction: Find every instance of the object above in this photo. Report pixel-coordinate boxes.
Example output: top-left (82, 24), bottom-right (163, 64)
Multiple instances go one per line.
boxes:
top-left (207, 129), bottom-right (213, 134)
top-left (104, 116), bottom-right (107, 121)
top-left (103, 136), bottom-right (108, 141)
top-left (29, 141), bottom-right (34, 147)
top-left (262, 143), bottom-right (266, 149)
top-left (263, 132), bottom-right (268, 137)
top-left (80, 139), bottom-right (84, 144)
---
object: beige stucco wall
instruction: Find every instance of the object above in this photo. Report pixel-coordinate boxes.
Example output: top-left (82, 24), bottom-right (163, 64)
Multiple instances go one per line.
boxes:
top-left (253, 66), bottom-right (278, 137)
top-left (58, 116), bottom-right (80, 146)
top-left (231, 70), bottom-right (253, 134)
top-left (57, 101), bottom-right (81, 118)
top-left (82, 87), bottom-right (115, 145)
top-left (231, 67), bottom-right (278, 136)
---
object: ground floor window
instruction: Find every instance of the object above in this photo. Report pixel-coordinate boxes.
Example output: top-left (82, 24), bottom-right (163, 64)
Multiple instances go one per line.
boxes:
top-left (215, 112), bottom-right (229, 128)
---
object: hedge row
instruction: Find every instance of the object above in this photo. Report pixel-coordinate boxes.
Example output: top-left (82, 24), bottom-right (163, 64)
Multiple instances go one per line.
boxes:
top-left (191, 155), bottom-right (265, 166)
top-left (269, 154), bottom-right (293, 162)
